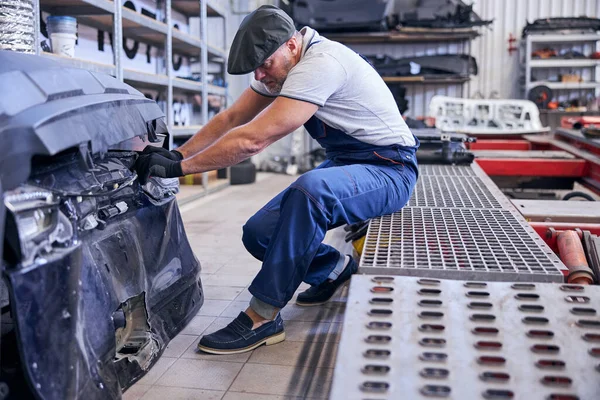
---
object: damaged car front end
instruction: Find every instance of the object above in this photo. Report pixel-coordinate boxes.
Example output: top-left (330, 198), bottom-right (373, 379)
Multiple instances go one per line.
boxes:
top-left (0, 50), bottom-right (203, 399)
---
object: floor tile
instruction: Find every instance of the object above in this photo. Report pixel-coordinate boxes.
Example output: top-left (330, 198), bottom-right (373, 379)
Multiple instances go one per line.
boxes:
top-left (248, 340), bottom-right (338, 368)
top-left (203, 285), bottom-right (244, 301)
top-left (283, 321), bottom-right (331, 343)
top-left (198, 260), bottom-right (226, 275)
top-left (140, 386), bottom-right (224, 400)
top-left (229, 364), bottom-right (312, 397)
top-left (122, 384), bottom-right (151, 400)
top-left (136, 357), bottom-right (177, 385)
top-left (198, 299), bottom-right (233, 316)
top-left (220, 301), bottom-right (250, 318)
top-left (216, 265), bottom-right (260, 276)
top-left (222, 393), bottom-right (301, 400)
top-left (180, 316), bottom-right (216, 336)
top-left (156, 359), bottom-right (244, 391)
top-left (304, 368), bottom-right (334, 399)
top-left (280, 303), bottom-right (343, 322)
top-left (326, 323), bottom-right (343, 343)
top-left (163, 334), bottom-right (198, 358)
top-left (234, 289), bottom-right (253, 302)
top-left (203, 275), bottom-right (255, 288)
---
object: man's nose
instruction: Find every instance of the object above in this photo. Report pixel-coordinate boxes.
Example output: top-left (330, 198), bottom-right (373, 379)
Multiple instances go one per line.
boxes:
top-left (254, 68), bottom-right (266, 81)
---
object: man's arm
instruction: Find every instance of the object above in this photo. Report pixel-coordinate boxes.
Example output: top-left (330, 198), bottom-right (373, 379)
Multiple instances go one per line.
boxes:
top-left (176, 88), bottom-right (275, 158)
top-left (180, 97), bottom-right (318, 174)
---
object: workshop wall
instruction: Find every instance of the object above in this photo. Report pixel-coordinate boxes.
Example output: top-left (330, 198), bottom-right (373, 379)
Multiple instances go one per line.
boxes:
top-left (226, 0), bottom-right (600, 118)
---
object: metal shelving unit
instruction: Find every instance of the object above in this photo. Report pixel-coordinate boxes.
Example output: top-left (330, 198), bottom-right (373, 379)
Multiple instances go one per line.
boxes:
top-left (36, 0), bottom-right (230, 195)
top-left (331, 28), bottom-right (480, 112)
top-left (523, 32), bottom-right (600, 101)
top-left (383, 75), bottom-right (470, 85)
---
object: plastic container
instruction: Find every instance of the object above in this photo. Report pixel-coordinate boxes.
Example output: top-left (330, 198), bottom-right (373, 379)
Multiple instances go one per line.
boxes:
top-left (47, 16), bottom-right (77, 58)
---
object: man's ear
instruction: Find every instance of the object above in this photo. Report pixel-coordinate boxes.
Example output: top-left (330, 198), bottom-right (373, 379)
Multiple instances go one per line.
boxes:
top-left (287, 35), bottom-right (300, 56)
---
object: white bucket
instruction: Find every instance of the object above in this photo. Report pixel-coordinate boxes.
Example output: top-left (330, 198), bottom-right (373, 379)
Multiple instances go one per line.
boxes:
top-left (50, 32), bottom-right (76, 58)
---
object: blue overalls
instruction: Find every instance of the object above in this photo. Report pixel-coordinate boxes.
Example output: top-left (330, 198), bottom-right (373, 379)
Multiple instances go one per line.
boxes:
top-left (243, 116), bottom-right (420, 308)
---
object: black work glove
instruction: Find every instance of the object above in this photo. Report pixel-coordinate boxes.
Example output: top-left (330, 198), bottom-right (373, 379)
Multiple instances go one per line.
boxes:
top-left (141, 145), bottom-right (184, 161)
top-left (135, 153), bottom-right (184, 185)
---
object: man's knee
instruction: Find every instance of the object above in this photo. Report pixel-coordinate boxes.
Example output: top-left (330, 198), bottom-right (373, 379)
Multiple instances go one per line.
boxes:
top-left (290, 170), bottom-right (329, 201)
top-left (242, 216), bottom-right (261, 249)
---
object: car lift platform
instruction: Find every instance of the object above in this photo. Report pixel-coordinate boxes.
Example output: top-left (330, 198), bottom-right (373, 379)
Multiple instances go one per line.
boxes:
top-left (330, 162), bottom-right (600, 399)
top-left (358, 164), bottom-right (567, 282)
top-left (331, 275), bottom-right (600, 400)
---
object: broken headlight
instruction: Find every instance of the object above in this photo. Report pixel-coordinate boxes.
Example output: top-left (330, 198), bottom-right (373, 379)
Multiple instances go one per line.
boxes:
top-left (142, 177), bottom-right (180, 203)
top-left (4, 186), bottom-right (73, 266)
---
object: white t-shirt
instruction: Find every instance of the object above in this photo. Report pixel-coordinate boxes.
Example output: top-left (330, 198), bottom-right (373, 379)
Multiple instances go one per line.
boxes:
top-left (251, 27), bottom-right (415, 147)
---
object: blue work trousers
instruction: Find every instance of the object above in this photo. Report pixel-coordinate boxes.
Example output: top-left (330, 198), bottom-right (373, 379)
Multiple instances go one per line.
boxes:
top-left (243, 116), bottom-right (419, 308)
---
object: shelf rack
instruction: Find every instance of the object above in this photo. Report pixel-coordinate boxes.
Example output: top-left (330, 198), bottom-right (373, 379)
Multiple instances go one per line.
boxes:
top-left (523, 32), bottom-right (600, 101)
top-left (328, 28), bottom-right (481, 116)
top-left (35, 0), bottom-right (230, 195)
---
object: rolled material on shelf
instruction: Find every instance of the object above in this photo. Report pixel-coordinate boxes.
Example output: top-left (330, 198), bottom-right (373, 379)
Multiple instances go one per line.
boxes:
top-left (557, 230), bottom-right (595, 284)
top-left (0, 0), bottom-right (35, 53)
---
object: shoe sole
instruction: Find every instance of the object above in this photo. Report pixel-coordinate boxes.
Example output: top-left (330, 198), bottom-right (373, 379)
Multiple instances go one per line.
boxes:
top-left (197, 331), bottom-right (286, 355)
top-left (295, 281), bottom-right (350, 307)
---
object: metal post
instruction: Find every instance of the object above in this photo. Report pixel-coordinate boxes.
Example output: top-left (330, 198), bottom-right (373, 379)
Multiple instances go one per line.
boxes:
top-left (595, 36), bottom-right (599, 101)
top-left (34, 0), bottom-right (40, 55)
top-left (222, 9), bottom-right (228, 109)
top-left (166, 0), bottom-right (173, 149)
top-left (200, 0), bottom-right (209, 189)
top-left (525, 35), bottom-right (532, 99)
top-left (200, 0), bottom-right (208, 125)
top-left (113, 0), bottom-right (123, 81)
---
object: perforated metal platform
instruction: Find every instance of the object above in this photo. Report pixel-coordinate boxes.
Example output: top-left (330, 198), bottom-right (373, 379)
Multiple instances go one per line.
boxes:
top-left (360, 164), bottom-right (566, 282)
top-left (331, 275), bottom-right (600, 400)
top-left (361, 208), bottom-right (564, 282)
top-left (419, 164), bottom-right (476, 177)
top-left (407, 175), bottom-right (503, 209)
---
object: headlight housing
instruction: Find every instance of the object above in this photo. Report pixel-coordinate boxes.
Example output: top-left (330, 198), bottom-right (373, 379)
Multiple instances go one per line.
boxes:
top-left (4, 186), bottom-right (72, 266)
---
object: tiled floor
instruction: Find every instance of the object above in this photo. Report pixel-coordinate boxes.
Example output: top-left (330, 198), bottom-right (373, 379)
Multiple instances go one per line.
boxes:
top-left (124, 173), bottom-right (351, 400)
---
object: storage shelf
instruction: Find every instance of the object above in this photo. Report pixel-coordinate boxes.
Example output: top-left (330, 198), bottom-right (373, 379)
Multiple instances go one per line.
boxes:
top-left (172, 0), bottom-right (227, 18)
top-left (172, 28), bottom-right (202, 56)
top-left (44, 3), bottom-right (223, 59)
top-left (172, 125), bottom-right (203, 137)
top-left (38, 0), bottom-right (228, 149)
top-left (527, 81), bottom-right (599, 90)
top-left (530, 59), bottom-right (600, 68)
top-left (528, 33), bottom-right (600, 43)
top-left (173, 78), bottom-right (225, 95)
top-left (40, 52), bottom-right (115, 75)
top-left (327, 29), bottom-right (479, 44)
top-left (123, 69), bottom-right (169, 89)
top-left (207, 43), bottom-right (227, 60)
top-left (40, 0), bottom-right (113, 15)
top-left (382, 75), bottom-right (469, 84)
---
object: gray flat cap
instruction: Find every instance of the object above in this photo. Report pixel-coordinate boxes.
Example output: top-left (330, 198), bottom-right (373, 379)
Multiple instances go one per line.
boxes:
top-left (227, 5), bottom-right (295, 75)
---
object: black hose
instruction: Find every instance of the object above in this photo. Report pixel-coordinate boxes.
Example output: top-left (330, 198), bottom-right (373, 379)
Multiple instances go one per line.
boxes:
top-left (562, 191), bottom-right (596, 201)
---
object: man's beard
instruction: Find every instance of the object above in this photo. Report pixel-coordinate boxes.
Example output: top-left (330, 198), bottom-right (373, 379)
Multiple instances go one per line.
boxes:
top-left (263, 55), bottom-right (293, 94)
top-left (265, 80), bottom-right (284, 94)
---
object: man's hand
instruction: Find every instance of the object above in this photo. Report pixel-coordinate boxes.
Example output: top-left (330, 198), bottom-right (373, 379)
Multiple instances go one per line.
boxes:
top-left (135, 153), bottom-right (184, 184)
top-left (141, 145), bottom-right (184, 161)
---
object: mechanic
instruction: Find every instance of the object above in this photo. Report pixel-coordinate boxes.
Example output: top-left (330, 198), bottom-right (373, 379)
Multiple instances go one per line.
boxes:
top-left (135, 4), bottom-right (419, 354)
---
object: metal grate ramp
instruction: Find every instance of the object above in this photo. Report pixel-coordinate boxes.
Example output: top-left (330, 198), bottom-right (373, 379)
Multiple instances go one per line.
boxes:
top-left (407, 175), bottom-right (503, 209)
top-left (360, 208), bottom-right (564, 282)
top-left (330, 275), bottom-right (600, 400)
top-left (419, 164), bottom-right (476, 176)
top-left (359, 164), bottom-right (566, 282)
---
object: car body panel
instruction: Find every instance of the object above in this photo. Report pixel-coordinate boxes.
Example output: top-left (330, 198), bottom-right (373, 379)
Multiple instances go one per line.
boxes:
top-left (0, 50), bottom-right (202, 399)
